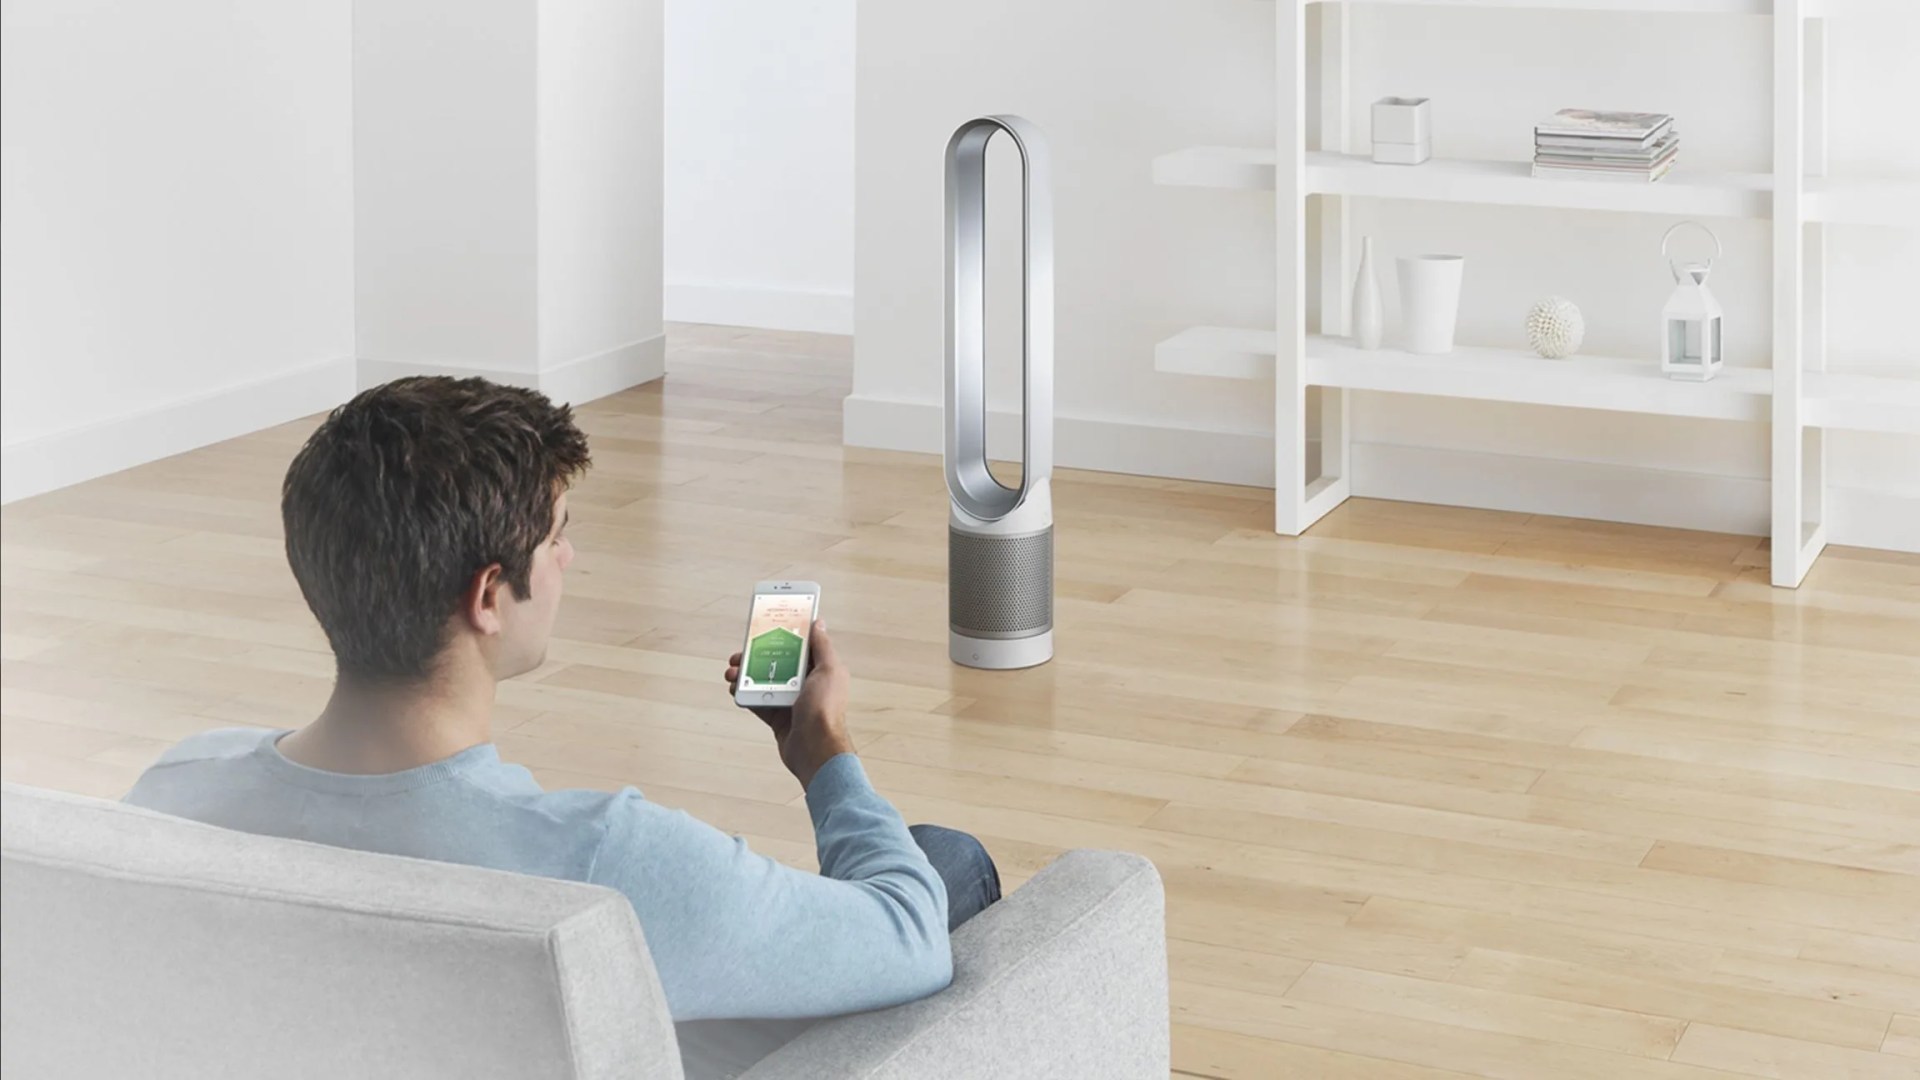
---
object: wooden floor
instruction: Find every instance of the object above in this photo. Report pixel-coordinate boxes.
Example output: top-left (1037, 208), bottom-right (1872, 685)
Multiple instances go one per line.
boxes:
top-left (4, 324), bottom-right (1918, 1078)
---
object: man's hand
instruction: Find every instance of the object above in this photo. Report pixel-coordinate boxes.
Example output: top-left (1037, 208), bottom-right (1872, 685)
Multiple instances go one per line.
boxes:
top-left (725, 620), bottom-right (854, 790)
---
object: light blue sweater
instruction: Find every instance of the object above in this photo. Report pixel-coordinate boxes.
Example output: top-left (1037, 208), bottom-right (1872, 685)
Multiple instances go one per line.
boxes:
top-left (123, 728), bottom-right (952, 1022)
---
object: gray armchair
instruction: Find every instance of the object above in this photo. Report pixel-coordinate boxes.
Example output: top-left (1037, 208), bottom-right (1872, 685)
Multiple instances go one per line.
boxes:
top-left (1, 783), bottom-right (1169, 1079)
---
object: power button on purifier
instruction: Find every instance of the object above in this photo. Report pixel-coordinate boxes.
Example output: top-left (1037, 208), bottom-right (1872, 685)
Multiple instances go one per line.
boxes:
top-left (761, 693), bottom-right (774, 704)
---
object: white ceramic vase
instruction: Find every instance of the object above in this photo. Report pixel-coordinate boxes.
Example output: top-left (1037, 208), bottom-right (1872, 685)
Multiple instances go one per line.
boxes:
top-left (1397, 254), bottom-right (1465, 355)
top-left (1352, 237), bottom-right (1383, 350)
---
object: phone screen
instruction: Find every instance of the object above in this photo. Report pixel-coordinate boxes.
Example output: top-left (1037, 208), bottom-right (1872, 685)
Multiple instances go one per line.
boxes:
top-left (738, 592), bottom-right (817, 691)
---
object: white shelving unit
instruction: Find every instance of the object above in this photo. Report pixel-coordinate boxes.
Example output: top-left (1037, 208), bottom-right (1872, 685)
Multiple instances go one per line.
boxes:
top-left (1155, 0), bottom-right (1919, 587)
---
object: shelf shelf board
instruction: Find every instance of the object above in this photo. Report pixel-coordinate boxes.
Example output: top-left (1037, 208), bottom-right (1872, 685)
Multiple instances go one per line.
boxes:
top-left (1154, 147), bottom-right (1278, 191)
top-left (1306, 337), bottom-right (1772, 421)
top-left (1273, 0), bottom-right (1906, 15)
top-left (1157, 327), bottom-right (1919, 434)
top-left (1156, 328), bottom-right (1775, 422)
top-left (1808, 178), bottom-right (1920, 229)
top-left (1155, 327), bottom-right (1281, 380)
top-left (1313, 0), bottom-right (1774, 13)
top-left (1805, 371), bottom-right (1920, 435)
top-left (1153, 148), bottom-right (1919, 227)
top-left (1311, 153), bottom-right (1775, 219)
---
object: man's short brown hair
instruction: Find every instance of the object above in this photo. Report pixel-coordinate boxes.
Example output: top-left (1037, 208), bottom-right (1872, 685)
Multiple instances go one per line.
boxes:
top-left (282, 377), bottom-right (591, 682)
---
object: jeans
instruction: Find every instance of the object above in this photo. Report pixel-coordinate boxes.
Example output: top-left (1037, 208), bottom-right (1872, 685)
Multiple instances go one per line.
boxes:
top-left (909, 823), bottom-right (1002, 931)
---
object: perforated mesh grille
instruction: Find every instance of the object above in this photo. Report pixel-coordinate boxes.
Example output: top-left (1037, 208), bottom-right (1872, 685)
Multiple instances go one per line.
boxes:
top-left (949, 527), bottom-right (1053, 638)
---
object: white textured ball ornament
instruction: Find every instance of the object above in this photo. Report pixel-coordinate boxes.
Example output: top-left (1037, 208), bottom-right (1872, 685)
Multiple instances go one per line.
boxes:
top-left (1526, 296), bottom-right (1585, 359)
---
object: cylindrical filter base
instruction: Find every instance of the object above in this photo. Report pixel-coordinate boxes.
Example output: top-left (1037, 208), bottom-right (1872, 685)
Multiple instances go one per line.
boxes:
top-left (948, 525), bottom-right (1053, 670)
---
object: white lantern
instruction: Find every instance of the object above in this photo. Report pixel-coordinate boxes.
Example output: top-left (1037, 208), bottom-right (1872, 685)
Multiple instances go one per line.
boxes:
top-left (1660, 221), bottom-right (1724, 382)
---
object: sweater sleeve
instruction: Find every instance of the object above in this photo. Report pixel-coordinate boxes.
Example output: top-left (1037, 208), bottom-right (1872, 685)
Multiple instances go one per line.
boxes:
top-left (586, 754), bottom-right (951, 1021)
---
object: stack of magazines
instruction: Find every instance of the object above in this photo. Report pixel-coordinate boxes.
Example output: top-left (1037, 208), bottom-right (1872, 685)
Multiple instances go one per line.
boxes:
top-left (1533, 109), bottom-right (1677, 183)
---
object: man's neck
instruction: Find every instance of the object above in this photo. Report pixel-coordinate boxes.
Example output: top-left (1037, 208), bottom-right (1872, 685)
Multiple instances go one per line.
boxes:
top-left (279, 667), bottom-right (497, 775)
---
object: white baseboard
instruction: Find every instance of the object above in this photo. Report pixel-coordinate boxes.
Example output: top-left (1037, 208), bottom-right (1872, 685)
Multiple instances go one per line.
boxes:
top-left (3, 336), bottom-right (665, 506)
top-left (535, 334), bottom-right (666, 406)
top-left (1, 356), bottom-right (355, 504)
top-left (666, 283), bottom-right (853, 335)
top-left (1349, 442), bottom-right (1771, 537)
top-left (841, 395), bottom-right (1918, 553)
top-left (1828, 487), bottom-right (1920, 553)
top-left (356, 357), bottom-right (531, 388)
top-left (357, 333), bottom-right (665, 406)
top-left (1350, 443), bottom-right (1918, 552)
top-left (843, 393), bottom-right (1275, 488)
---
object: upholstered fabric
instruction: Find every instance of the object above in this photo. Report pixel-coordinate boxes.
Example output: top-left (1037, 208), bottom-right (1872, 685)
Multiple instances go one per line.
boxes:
top-left (2, 783), bottom-right (1169, 1079)
top-left (741, 850), bottom-right (1170, 1079)
top-left (1, 783), bottom-right (683, 1080)
top-left (123, 730), bottom-right (953, 1022)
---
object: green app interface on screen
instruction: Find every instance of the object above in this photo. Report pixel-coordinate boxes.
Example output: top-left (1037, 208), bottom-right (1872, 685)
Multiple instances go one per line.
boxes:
top-left (739, 593), bottom-right (816, 690)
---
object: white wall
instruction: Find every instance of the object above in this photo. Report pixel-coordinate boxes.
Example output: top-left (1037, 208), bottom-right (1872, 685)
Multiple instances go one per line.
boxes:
top-left (2, 0), bottom-right (663, 503)
top-left (850, 1), bottom-right (1919, 550)
top-left (356, 0), bottom-right (665, 403)
top-left (353, 0), bottom-right (538, 375)
top-left (539, 0), bottom-right (665, 378)
top-left (664, 0), bottom-right (854, 334)
top-left (1, 0), bottom-right (354, 503)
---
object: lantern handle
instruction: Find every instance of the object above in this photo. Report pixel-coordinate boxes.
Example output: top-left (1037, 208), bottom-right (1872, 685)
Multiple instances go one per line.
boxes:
top-left (1661, 220), bottom-right (1721, 284)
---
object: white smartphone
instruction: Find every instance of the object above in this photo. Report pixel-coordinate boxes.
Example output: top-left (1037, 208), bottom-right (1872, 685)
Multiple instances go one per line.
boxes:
top-left (733, 581), bottom-right (821, 709)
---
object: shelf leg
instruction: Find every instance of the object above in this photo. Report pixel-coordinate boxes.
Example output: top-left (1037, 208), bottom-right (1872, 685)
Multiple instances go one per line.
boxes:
top-left (1800, 520), bottom-right (1830, 583)
top-left (1314, 4), bottom-right (1352, 521)
top-left (1279, 0), bottom-right (1351, 537)
top-left (1803, 426), bottom-right (1827, 556)
top-left (1806, 17), bottom-right (1828, 182)
top-left (1771, 0), bottom-right (1811, 588)
top-left (1804, 221), bottom-right (1828, 543)
top-left (1275, 0), bottom-right (1309, 535)
top-left (1802, 20), bottom-right (1829, 563)
top-left (1303, 475), bottom-right (1351, 528)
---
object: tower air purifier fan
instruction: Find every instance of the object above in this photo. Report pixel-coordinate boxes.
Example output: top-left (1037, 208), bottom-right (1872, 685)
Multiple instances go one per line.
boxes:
top-left (945, 115), bottom-right (1054, 670)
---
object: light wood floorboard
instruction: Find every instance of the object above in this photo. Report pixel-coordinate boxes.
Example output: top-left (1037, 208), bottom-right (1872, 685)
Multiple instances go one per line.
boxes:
top-left (3, 323), bottom-right (1916, 1077)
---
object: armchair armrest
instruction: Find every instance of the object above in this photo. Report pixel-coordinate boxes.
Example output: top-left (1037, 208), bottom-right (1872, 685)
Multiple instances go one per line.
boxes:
top-left (739, 850), bottom-right (1168, 1080)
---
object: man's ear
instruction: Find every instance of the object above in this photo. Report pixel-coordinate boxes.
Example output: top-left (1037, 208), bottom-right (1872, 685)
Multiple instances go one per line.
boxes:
top-left (462, 563), bottom-right (509, 637)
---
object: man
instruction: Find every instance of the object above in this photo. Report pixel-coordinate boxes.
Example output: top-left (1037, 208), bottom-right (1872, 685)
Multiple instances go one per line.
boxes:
top-left (124, 377), bottom-right (1001, 1069)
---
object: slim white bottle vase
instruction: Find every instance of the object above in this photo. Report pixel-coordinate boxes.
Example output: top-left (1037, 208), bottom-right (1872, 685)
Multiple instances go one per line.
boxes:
top-left (1352, 237), bottom-right (1383, 350)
